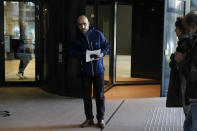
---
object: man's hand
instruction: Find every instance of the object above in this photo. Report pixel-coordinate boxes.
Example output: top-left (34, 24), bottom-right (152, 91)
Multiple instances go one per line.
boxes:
top-left (174, 52), bottom-right (186, 63)
top-left (97, 53), bottom-right (103, 58)
top-left (90, 54), bottom-right (98, 59)
top-left (90, 53), bottom-right (103, 59)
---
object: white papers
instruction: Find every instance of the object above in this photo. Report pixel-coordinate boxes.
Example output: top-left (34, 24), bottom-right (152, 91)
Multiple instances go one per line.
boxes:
top-left (86, 49), bottom-right (101, 62)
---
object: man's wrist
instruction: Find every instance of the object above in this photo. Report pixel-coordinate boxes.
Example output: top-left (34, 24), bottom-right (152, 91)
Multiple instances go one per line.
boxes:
top-left (100, 53), bottom-right (104, 58)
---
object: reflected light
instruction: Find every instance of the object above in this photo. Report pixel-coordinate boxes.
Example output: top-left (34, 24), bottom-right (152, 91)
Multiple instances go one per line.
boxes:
top-left (165, 43), bottom-right (169, 55)
top-left (4, 2), bottom-right (7, 6)
top-left (166, 40), bottom-right (176, 56)
top-left (169, 40), bottom-right (176, 55)
top-left (90, 13), bottom-right (95, 19)
top-left (175, 1), bottom-right (181, 8)
top-left (27, 2), bottom-right (35, 6)
top-left (11, 2), bottom-right (18, 5)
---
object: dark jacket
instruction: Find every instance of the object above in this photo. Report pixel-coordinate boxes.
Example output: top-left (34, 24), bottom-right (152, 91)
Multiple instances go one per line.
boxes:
top-left (166, 35), bottom-right (189, 107)
top-left (184, 35), bottom-right (197, 105)
top-left (16, 40), bottom-right (32, 61)
top-left (169, 34), bottom-right (189, 69)
top-left (69, 28), bottom-right (110, 76)
top-left (176, 34), bottom-right (189, 53)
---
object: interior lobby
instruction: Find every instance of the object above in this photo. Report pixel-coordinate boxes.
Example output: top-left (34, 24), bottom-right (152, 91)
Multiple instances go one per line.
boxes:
top-left (0, 0), bottom-right (197, 130)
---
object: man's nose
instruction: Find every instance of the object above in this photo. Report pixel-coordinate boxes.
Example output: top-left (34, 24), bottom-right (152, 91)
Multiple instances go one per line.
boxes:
top-left (81, 25), bottom-right (85, 29)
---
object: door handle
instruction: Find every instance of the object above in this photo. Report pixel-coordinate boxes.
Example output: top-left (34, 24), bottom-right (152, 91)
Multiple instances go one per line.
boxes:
top-left (1, 41), bottom-right (4, 45)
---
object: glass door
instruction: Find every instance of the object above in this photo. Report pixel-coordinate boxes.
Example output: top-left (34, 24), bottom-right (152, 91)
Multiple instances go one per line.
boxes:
top-left (115, 2), bottom-right (162, 83)
top-left (0, 1), bottom-right (40, 85)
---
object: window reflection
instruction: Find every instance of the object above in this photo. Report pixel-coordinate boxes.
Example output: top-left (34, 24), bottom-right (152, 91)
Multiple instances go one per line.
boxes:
top-left (4, 1), bottom-right (35, 81)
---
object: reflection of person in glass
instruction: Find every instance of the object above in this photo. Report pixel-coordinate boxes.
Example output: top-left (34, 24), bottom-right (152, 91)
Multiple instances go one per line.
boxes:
top-left (69, 15), bottom-right (109, 129)
top-left (16, 20), bottom-right (32, 79)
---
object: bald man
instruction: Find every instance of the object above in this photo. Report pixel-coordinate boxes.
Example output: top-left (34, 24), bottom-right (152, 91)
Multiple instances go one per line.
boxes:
top-left (69, 15), bottom-right (110, 129)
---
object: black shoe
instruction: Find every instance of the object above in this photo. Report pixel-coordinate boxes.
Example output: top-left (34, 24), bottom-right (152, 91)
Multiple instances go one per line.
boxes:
top-left (80, 119), bottom-right (94, 128)
top-left (98, 120), bottom-right (105, 129)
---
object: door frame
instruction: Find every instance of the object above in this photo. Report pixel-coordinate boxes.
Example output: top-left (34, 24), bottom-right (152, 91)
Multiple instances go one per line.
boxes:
top-left (112, 1), bottom-right (160, 85)
top-left (0, 0), bottom-right (43, 86)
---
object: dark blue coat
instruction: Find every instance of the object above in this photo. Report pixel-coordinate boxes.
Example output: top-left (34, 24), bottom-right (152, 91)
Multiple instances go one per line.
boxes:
top-left (69, 28), bottom-right (110, 76)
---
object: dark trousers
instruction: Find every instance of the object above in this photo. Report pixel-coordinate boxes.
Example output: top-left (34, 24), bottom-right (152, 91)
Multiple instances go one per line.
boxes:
top-left (18, 59), bottom-right (29, 75)
top-left (82, 73), bottom-right (105, 121)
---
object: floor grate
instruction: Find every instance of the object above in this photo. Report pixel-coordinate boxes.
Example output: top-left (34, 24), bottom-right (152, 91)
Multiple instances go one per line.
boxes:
top-left (144, 107), bottom-right (185, 131)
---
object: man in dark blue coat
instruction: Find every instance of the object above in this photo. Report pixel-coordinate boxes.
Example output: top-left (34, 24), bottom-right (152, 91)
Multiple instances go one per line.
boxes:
top-left (69, 15), bottom-right (109, 129)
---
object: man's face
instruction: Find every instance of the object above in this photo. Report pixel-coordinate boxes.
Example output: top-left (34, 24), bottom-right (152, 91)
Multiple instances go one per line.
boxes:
top-left (175, 26), bottom-right (182, 37)
top-left (77, 16), bottom-right (89, 34)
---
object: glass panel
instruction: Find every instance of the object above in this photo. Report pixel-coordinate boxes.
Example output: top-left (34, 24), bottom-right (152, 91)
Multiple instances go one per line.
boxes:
top-left (116, 5), bottom-right (132, 81)
top-left (98, 5), bottom-right (111, 84)
top-left (191, 0), bottom-right (197, 11)
top-left (162, 0), bottom-right (185, 96)
top-left (86, 5), bottom-right (111, 85)
top-left (4, 1), bottom-right (35, 81)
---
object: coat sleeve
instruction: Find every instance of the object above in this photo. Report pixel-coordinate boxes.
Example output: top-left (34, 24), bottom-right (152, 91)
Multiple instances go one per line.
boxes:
top-left (99, 32), bottom-right (110, 56)
top-left (68, 39), bottom-right (86, 60)
top-left (191, 43), bottom-right (197, 67)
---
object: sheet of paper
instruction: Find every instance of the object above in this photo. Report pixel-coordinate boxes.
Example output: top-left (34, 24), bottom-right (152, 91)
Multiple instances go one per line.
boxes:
top-left (86, 49), bottom-right (101, 62)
